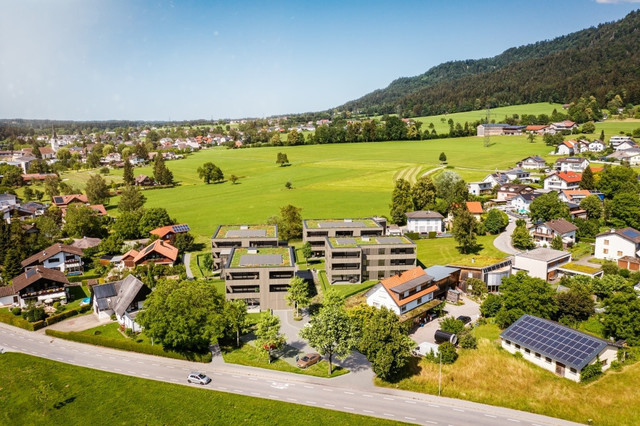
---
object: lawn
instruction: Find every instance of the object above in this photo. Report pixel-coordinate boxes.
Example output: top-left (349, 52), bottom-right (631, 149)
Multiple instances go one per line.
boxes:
top-left (81, 322), bottom-right (153, 345)
top-left (415, 235), bottom-right (507, 267)
top-left (318, 270), bottom-right (376, 300)
top-left (376, 324), bottom-right (640, 425)
top-left (0, 353), bottom-right (392, 425)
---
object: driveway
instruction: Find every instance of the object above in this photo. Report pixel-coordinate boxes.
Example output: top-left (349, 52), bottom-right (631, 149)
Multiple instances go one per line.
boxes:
top-left (493, 219), bottom-right (520, 255)
top-left (409, 295), bottom-right (481, 344)
top-left (39, 312), bottom-right (109, 333)
top-left (184, 252), bottom-right (194, 279)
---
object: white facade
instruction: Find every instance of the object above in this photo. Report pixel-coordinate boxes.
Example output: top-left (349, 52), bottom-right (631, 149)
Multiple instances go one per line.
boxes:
top-left (555, 158), bottom-right (589, 172)
top-left (533, 223), bottom-right (576, 247)
top-left (0, 294), bottom-right (19, 306)
top-left (543, 175), bottom-right (579, 191)
top-left (556, 144), bottom-right (574, 156)
top-left (513, 249), bottom-right (571, 280)
top-left (468, 181), bottom-right (492, 196)
top-left (615, 141), bottom-right (637, 151)
top-left (406, 217), bottom-right (443, 233)
top-left (34, 252), bottom-right (83, 274)
top-left (595, 233), bottom-right (640, 261)
top-left (588, 141), bottom-right (605, 152)
top-left (501, 340), bottom-right (617, 382)
top-left (365, 283), bottom-right (434, 316)
top-left (518, 157), bottom-right (546, 170)
top-left (510, 195), bottom-right (534, 213)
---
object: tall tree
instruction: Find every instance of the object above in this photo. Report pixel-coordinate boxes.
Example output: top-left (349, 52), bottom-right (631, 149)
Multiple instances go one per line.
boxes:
top-left (529, 192), bottom-right (569, 223)
top-left (63, 205), bottom-right (105, 238)
top-left (285, 276), bottom-right (310, 317)
top-left (411, 175), bottom-right (437, 210)
top-left (299, 305), bottom-right (355, 375)
top-left (118, 185), bottom-right (146, 212)
top-left (579, 166), bottom-right (595, 190)
top-left (138, 207), bottom-right (173, 235)
top-left (301, 242), bottom-right (313, 266)
top-left (43, 175), bottom-right (61, 199)
top-left (153, 154), bottom-right (173, 185)
top-left (390, 178), bottom-right (413, 225)
top-left (511, 222), bottom-right (535, 250)
top-left (197, 162), bottom-right (223, 184)
top-left (452, 209), bottom-right (477, 254)
top-left (439, 152), bottom-right (447, 163)
top-left (602, 291), bottom-right (640, 346)
top-left (433, 170), bottom-right (462, 203)
top-left (269, 204), bottom-right (303, 241)
top-left (551, 234), bottom-right (564, 250)
top-left (484, 209), bottom-right (508, 234)
top-left (495, 272), bottom-right (558, 328)
top-left (598, 165), bottom-right (639, 198)
top-left (224, 299), bottom-right (248, 348)
top-left (579, 195), bottom-right (603, 220)
top-left (609, 192), bottom-right (640, 229)
top-left (85, 174), bottom-right (110, 205)
top-left (137, 280), bottom-right (226, 353)
top-left (122, 159), bottom-right (135, 186)
top-left (255, 311), bottom-right (286, 363)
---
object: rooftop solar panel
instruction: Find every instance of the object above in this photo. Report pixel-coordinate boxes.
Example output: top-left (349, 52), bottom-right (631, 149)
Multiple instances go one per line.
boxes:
top-left (622, 229), bottom-right (640, 238)
top-left (171, 224), bottom-right (190, 233)
top-left (500, 315), bottom-right (610, 370)
top-left (53, 196), bottom-right (63, 204)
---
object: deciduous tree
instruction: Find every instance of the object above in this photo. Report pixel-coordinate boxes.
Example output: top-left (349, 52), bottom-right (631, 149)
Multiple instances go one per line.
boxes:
top-left (390, 178), bottom-right (413, 225)
top-left (579, 195), bottom-right (602, 220)
top-left (529, 192), bottom-right (569, 223)
top-left (411, 175), bottom-right (437, 211)
top-left (85, 174), bottom-right (110, 205)
top-left (224, 299), bottom-right (248, 348)
top-left (285, 276), bottom-right (310, 317)
top-left (255, 311), bottom-right (286, 363)
top-left (452, 209), bottom-right (477, 254)
top-left (118, 185), bottom-right (146, 212)
top-left (495, 272), bottom-right (557, 328)
top-left (579, 166), bottom-right (595, 190)
top-left (484, 209), bottom-right (508, 234)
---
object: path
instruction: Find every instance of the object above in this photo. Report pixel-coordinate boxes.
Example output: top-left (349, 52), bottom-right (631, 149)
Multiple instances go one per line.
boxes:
top-left (493, 218), bottom-right (520, 255)
top-left (184, 252), bottom-right (194, 279)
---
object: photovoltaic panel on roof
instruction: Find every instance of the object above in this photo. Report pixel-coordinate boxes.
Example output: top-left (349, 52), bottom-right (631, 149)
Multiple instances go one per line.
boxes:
top-left (622, 229), bottom-right (640, 239)
top-left (171, 224), bottom-right (190, 233)
top-left (53, 196), bottom-right (63, 204)
top-left (26, 268), bottom-right (37, 278)
top-left (500, 315), bottom-right (608, 370)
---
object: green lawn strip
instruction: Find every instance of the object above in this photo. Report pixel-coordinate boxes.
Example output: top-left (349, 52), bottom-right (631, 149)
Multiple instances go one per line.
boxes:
top-left (416, 235), bottom-right (506, 267)
top-left (569, 242), bottom-right (594, 260)
top-left (221, 342), bottom-right (348, 378)
top-left (561, 262), bottom-right (601, 274)
top-left (0, 353), bottom-right (390, 426)
top-left (375, 324), bottom-right (640, 425)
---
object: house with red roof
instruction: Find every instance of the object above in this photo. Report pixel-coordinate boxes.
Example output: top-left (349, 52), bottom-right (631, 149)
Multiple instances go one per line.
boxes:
top-left (543, 171), bottom-right (582, 191)
top-left (149, 224), bottom-right (190, 244)
top-left (119, 240), bottom-right (179, 269)
top-left (525, 125), bottom-right (550, 135)
top-left (550, 120), bottom-right (578, 133)
top-left (466, 201), bottom-right (483, 220)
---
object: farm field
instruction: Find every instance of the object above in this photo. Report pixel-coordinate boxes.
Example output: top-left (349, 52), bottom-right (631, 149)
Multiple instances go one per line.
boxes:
top-left (0, 353), bottom-right (395, 426)
top-left (377, 324), bottom-right (640, 426)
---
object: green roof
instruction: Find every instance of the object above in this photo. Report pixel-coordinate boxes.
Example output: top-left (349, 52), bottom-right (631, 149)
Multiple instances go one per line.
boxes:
top-left (560, 262), bottom-right (602, 275)
top-left (304, 218), bottom-right (380, 229)
top-left (447, 256), bottom-right (510, 268)
top-left (328, 235), bottom-right (414, 248)
top-left (213, 224), bottom-right (277, 239)
top-left (228, 247), bottom-right (293, 268)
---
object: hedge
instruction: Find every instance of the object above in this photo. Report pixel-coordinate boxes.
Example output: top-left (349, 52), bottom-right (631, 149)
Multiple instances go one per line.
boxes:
top-left (45, 305), bottom-right (91, 326)
top-left (68, 274), bottom-right (103, 283)
top-left (45, 329), bottom-right (212, 363)
top-left (0, 311), bottom-right (45, 331)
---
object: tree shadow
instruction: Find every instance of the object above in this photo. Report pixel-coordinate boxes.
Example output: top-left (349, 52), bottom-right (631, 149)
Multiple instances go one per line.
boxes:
top-left (456, 243), bottom-right (484, 255)
top-left (190, 242), bottom-right (206, 252)
top-left (381, 356), bottom-right (423, 384)
top-left (54, 396), bottom-right (77, 409)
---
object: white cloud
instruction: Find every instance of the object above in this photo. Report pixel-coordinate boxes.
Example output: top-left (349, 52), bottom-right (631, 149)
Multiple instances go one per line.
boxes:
top-left (596, 0), bottom-right (640, 4)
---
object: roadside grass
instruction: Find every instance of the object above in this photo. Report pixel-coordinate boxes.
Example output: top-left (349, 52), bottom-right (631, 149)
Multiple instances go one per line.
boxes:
top-left (375, 324), bottom-right (640, 425)
top-left (415, 235), bottom-right (506, 267)
top-left (81, 322), bottom-right (153, 345)
top-left (221, 342), bottom-right (348, 379)
top-left (0, 353), bottom-right (388, 425)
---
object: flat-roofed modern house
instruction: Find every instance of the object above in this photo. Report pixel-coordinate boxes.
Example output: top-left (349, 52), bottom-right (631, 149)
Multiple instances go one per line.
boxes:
top-left (0, 266), bottom-right (73, 307)
top-left (211, 225), bottom-right (279, 270)
top-left (405, 211), bottom-right (444, 234)
top-left (302, 218), bottom-right (384, 258)
top-left (21, 243), bottom-right (84, 275)
top-left (447, 258), bottom-right (512, 293)
top-left (501, 314), bottom-right (619, 382)
top-left (325, 235), bottom-right (416, 284)
top-left (223, 246), bottom-right (296, 310)
top-left (595, 227), bottom-right (640, 261)
top-left (513, 248), bottom-right (571, 280)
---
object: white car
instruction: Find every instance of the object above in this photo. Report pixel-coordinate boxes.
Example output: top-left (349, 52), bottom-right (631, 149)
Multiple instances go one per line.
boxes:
top-left (187, 372), bottom-right (211, 385)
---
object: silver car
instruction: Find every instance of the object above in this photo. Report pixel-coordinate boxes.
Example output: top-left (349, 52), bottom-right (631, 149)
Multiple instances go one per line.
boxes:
top-left (187, 372), bottom-right (211, 385)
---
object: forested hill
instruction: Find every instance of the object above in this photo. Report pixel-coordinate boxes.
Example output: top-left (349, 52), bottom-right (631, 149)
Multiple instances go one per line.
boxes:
top-left (339, 10), bottom-right (640, 117)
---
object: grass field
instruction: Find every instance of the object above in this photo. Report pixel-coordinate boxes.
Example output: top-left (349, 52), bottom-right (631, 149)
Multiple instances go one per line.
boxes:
top-left (0, 353), bottom-right (395, 425)
top-left (415, 235), bottom-right (506, 267)
top-left (376, 324), bottom-right (640, 425)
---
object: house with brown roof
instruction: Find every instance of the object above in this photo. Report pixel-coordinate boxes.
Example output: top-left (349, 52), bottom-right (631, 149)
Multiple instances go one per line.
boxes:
top-left (135, 174), bottom-right (154, 186)
top-left (52, 194), bottom-right (89, 208)
top-left (0, 266), bottom-right (73, 307)
top-left (496, 184), bottom-right (535, 202)
top-left (150, 224), bottom-right (190, 244)
top-left (595, 227), bottom-right (640, 261)
top-left (405, 211), bottom-right (444, 234)
top-left (119, 240), bottom-right (179, 269)
top-left (38, 146), bottom-right (56, 160)
top-left (21, 243), bottom-right (84, 275)
top-left (532, 218), bottom-right (578, 248)
top-left (517, 155), bottom-right (547, 170)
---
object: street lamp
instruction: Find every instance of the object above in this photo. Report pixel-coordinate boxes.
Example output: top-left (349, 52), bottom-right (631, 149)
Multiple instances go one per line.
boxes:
top-left (438, 349), bottom-right (442, 396)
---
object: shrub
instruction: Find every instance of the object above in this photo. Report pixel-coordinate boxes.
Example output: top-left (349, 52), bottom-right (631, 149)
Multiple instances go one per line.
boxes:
top-left (440, 317), bottom-right (465, 335)
top-left (438, 342), bottom-right (458, 364)
top-left (110, 314), bottom-right (117, 321)
top-left (428, 231), bottom-right (437, 239)
top-left (0, 310), bottom-right (43, 331)
top-left (22, 307), bottom-right (46, 323)
top-left (404, 232), bottom-right (420, 241)
top-left (480, 294), bottom-right (502, 317)
top-left (458, 333), bottom-right (477, 349)
top-left (11, 307), bottom-right (21, 316)
top-left (581, 361), bottom-right (603, 382)
top-left (44, 329), bottom-right (212, 363)
top-left (45, 307), bottom-right (88, 326)
top-left (53, 302), bottom-right (60, 309)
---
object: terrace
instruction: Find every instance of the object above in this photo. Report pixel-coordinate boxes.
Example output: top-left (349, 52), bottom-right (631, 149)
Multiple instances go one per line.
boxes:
top-left (327, 235), bottom-right (414, 248)
top-left (213, 224), bottom-right (277, 239)
top-left (304, 218), bottom-right (380, 229)
top-left (228, 247), bottom-right (293, 268)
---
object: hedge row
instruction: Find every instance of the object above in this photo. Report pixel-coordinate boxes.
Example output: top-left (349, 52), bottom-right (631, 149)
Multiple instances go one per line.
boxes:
top-left (0, 311), bottom-right (45, 331)
top-left (68, 274), bottom-right (103, 283)
top-left (45, 329), bottom-right (212, 363)
top-left (45, 305), bottom-right (91, 326)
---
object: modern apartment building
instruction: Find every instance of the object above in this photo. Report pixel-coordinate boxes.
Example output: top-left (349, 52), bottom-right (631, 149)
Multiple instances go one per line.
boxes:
top-left (211, 225), bottom-right (279, 270)
top-left (302, 218), bottom-right (385, 258)
top-left (324, 235), bottom-right (416, 284)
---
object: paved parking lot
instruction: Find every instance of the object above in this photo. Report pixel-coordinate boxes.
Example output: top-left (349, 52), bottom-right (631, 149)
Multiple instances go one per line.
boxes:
top-left (409, 295), bottom-right (481, 344)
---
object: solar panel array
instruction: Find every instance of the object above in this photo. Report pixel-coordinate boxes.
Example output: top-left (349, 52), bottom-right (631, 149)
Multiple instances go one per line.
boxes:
top-left (622, 228), bottom-right (640, 239)
top-left (53, 196), bottom-right (63, 204)
top-left (500, 315), bottom-right (608, 370)
top-left (171, 224), bottom-right (190, 233)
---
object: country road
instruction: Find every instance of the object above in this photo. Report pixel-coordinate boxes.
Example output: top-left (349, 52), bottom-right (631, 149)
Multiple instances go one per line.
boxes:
top-left (0, 322), bottom-right (577, 426)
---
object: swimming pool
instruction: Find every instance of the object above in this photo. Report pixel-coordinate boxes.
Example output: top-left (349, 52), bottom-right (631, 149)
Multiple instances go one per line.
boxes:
top-left (81, 297), bottom-right (91, 305)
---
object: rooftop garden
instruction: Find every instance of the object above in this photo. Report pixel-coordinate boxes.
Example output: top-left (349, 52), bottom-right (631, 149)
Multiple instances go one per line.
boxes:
top-left (214, 224), bottom-right (277, 238)
top-left (446, 255), bottom-right (509, 268)
top-left (304, 218), bottom-right (380, 229)
top-left (328, 235), bottom-right (413, 248)
top-left (560, 262), bottom-right (602, 275)
top-left (229, 247), bottom-right (292, 268)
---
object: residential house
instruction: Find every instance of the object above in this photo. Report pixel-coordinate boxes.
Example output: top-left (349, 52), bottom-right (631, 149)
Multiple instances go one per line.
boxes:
top-left (524, 125), bottom-right (550, 135)
top-left (466, 201), bottom-right (483, 220)
top-left (513, 248), bottom-right (571, 280)
top-left (531, 218), bottom-right (578, 247)
top-left (71, 237), bottom-right (102, 250)
top-left (52, 194), bottom-right (89, 209)
top-left (618, 256), bottom-right (640, 272)
top-left (476, 124), bottom-right (509, 137)
top-left (92, 275), bottom-right (151, 332)
top-left (325, 235), bottom-right (416, 284)
top-left (447, 258), bottom-right (512, 293)
top-left (504, 168), bottom-right (531, 183)
top-left (302, 218), bottom-right (385, 258)
top-left (211, 224), bottom-right (279, 270)
top-left (496, 184), bottom-right (535, 202)
top-left (21, 243), bottom-right (84, 275)
top-left (550, 120), bottom-right (578, 133)
top-left (588, 140), bottom-right (606, 152)
top-left (610, 135), bottom-right (634, 148)
top-left (134, 175), bottom-right (154, 186)
top-left (614, 140), bottom-right (637, 151)
top-left (543, 172), bottom-right (581, 191)
top-left (559, 190), bottom-right (603, 204)
top-left (0, 266), bottom-right (73, 307)
top-left (405, 211), bottom-right (444, 234)
top-left (88, 204), bottom-right (107, 216)
top-left (554, 157), bottom-right (590, 173)
top-left (38, 146), bottom-right (56, 160)
top-left (21, 173), bottom-right (57, 183)
top-left (150, 224), bottom-right (190, 245)
top-left (119, 239), bottom-right (179, 269)
top-left (501, 314), bottom-right (618, 382)
top-left (517, 155), bottom-right (546, 170)
top-left (482, 172), bottom-right (510, 187)
top-left (223, 246), bottom-right (296, 310)
top-left (556, 140), bottom-right (577, 156)
top-left (510, 193), bottom-right (539, 213)
top-left (595, 227), bottom-right (640, 261)
top-left (467, 181), bottom-right (493, 196)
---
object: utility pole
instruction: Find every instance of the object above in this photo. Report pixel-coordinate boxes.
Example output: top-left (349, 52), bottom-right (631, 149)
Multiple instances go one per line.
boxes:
top-left (438, 349), bottom-right (442, 396)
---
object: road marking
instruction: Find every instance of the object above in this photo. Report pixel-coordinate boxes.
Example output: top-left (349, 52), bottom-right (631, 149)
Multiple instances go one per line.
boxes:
top-left (484, 414), bottom-right (497, 418)
top-left (249, 377), bottom-right (258, 381)
top-left (344, 391), bottom-right (354, 395)
top-left (232, 375), bottom-right (240, 378)
top-left (213, 373), bottom-right (222, 376)
top-left (306, 401), bottom-right (317, 405)
top-left (425, 421), bottom-right (438, 425)
top-left (453, 408), bottom-right (464, 412)
top-left (128, 371), bottom-right (136, 374)
top-left (362, 394), bottom-right (373, 398)
top-left (325, 404), bottom-right (335, 408)
top-left (362, 409), bottom-right (373, 414)
top-left (137, 361), bottom-right (144, 364)
top-left (383, 413), bottom-right (395, 417)
top-left (156, 376), bottom-right (164, 380)
top-left (86, 363), bottom-right (95, 367)
top-left (507, 420), bottom-right (521, 423)
top-left (56, 357), bottom-right (64, 361)
top-left (167, 366), bottom-right (175, 369)
top-left (404, 400), bottom-right (416, 404)
top-left (344, 407), bottom-right (354, 411)
top-left (268, 395), bottom-right (280, 399)
top-left (233, 389), bottom-right (244, 394)
top-left (251, 392), bottom-right (260, 396)
top-left (170, 379), bottom-right (179, 382)
top-left (383, 397), bottom-right (394, 401)
top-left (218, 387), bottom-right (228, 390)
top-left (152, 363), bottom-right (159, 366)
top-left (429, 404), bottom-right (440, 408)
top-left (109, 357), bottom-right (117, 360)
top-left (141, 373), bottom-right (150, 377)
top-left (405, 417), bottom-right (416, 421)
top-left (287, 398), bottom-right (297, 402)
top-left (114, 368), bottom-right (122, 372)
top-left (303, 385), bottom-right (314, 389)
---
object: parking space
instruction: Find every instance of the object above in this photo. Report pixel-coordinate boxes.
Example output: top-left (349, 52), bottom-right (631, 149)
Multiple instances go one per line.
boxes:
top-left (409, 295), bottom-right (481, 344)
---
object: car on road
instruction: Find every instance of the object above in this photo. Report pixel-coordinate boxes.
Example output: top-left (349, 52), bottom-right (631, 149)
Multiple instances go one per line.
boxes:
top-left (296, 353), bottom-right (321, 369)
top-left (457, 315), bottom-right (472, 325)
top-left (187, 372), bottom-right (211, 385)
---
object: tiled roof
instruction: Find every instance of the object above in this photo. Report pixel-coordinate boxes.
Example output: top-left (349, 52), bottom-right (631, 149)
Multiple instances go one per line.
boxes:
top-left (597, 227), bottom-right (640, 244)
top-left (379, 267), bottom-right (438, 307)
top-left (11, 266), bottom-right (70, 293)
top-left (465, 201), bottom-right (483, 214)
top-left (21, 243), bottom-right (84, 268)
top-left (544, 218), bottom-right (578, 235)
top-left (133, 240), bottom-right (178, 263)
top-left (405, 210), bottom-right (444, 219)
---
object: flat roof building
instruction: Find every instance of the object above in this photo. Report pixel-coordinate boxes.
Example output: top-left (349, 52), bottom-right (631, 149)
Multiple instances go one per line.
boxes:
top-left (211, 225), bottom-right (279, 270)
top-left (303, 218), bottom-right (384, 258)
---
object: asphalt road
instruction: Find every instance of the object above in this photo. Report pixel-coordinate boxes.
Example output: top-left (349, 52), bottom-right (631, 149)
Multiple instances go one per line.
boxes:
top-left (493, 219), bottom-right (521, 255)
top-left (0, 323), bottom-right (577, 426)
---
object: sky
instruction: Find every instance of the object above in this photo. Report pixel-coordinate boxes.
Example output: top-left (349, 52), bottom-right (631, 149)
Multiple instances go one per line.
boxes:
top-left (1, 0), bottom-right (639, 121)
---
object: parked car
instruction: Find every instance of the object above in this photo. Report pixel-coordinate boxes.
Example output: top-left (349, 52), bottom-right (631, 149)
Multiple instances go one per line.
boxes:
top-left (457, 315), bottom-right (472, 325)
top-left (296, 353), bottom-right (321, 369)
top-left (187, 372), bottom-right (211, 385)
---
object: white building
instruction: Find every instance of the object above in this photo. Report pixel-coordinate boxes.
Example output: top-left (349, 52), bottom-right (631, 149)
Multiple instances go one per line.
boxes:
top-left (517, 155), bottom-right (546, 170)
top-left (20, 243), bottom-right (84, 275)
top-left (504, 168), bottom-right (531, 183)
top-left (92, 275), bottom-right (151, 332)
top-left (467, 181), bottom-right (492, 196)
top-left (405, 211), bottom-right (444, 234)
top-left (501, 314), bottom-right (619, 382)
top-left (610, 135), bottom-right (634, 148)
top-left (513, 248), bottom-right (571, 280)
top-left (543, 172), bottom-right (581, 191)
top-left (531, 218), bottom-right (577, 247)
top-left (365, 267), bottom-right (438, 316)
top-left (510, 193), bottom-right (538, 213)
top-left (588, 140), bottom-right (606, 152)
top-left (554, 157), bottom-right (590, 173)
top-left (595, 227), bottom-right (640, 261)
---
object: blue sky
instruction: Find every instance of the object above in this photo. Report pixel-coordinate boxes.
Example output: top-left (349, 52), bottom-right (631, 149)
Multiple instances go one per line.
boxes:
top-left (1, 0), bottom-right (639, 121)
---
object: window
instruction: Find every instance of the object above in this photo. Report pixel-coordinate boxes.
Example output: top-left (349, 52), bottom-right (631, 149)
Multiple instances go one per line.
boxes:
top-left (378, 260), bottom-right (385, 266)
top-left (604, 239), bottom-right (609, 245)
top-left (416, 297), bottom-right (422, 304)
top-left (570, 367), bottom-right (577, 374)
top-left (603, 248), bottom-right (608, 254)
top-left (535, 352), bottom-right (541, 359)
top-left (378, 248), bottom-right (385, 255)
top-left (524, 348), bottom-right (530, 354)
top-left (467, 272), bottom-right (473, 278)
top-left (545, 357), bottom-right (552, 364)
top-left (515, 344), bottom-right (521, 350)
top-left (617, 251), bottom-right (623, 257)
top-left (401, 306), bottom-right (407, 312)
top-left (505, 340), bottom-right (511, 346)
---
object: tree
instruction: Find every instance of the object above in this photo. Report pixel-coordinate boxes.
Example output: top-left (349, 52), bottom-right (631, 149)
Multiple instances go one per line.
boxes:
top-left (551, 234), bottom-right (564, 250)
top-left (609, 192), bottom-right (640, 229)
top-left (276, 152), bottom-right (289, 166)
top-left (581, 121), bottom-right (596, 133)
top-left (43, 175), bottom-right (60, 198)
top-left (3, 247), bottom-right (24, 282)
top-left (285, 276), bottom-right (310, 318)
top-left (495, 272), bottom-right (558, 328)
top-left (230, 175), bottom-right (239, 184)
top-left (580, 166), bottom-right (595, 190)
top-left (269, 204), bottom-right (302, 241)
top-left (137, 280), bottom-right (226, 353)
top-left (579, 195), bottom-right (602, 220)
top-left (439, 152), bottom-right (447, 163)
top-left (511, 222), bottom-right (535, 250)
top-left (98, 233), bottom-right (124, 254)
top-left (301, 242), bottom-right (313, 266)
top-left (452, 209), bottom-right (477, 254)
top-left (390, 178), bottom-right (413, 225)
top-left (529, 192), bottom-right (569, 223)
top-left (484, 209), bottom-right (508, 234)
top-left (440, 317), bottom-right (465, 335)
top-left (197, 162), bottom-right (223, 184)
top-left (255, 311), bottom-right (286, 363)
top-left (467, 277), bottom-right (488, 298)
top-left (118, 185), bottom-right (146, 212)
top-left (284, 181), bottom-right (293, 190)
top-left (138, 207), bottom-right (173, 235)
top-left (598, 165), bottom-right (639, 199)
top-left (300, 304), bottom-right (354, 375)
top-left (411, 175), bottom-right (437, 210)
top-left (173, 232), bottom-right (195, 253)
top-left (592, 274), bottom-right (632, 300)
top-left (153, 154), bottom-right (173, 185)
top-left (438, 342), bottom-right (458, 364)
top-left (85, 174), bottom-right (110, 205)
top-left (527, 133), bottom-right (536, 143)
top-left (113, 210), bottom-right (143, 239)
top-left (224, 299), bottom-right (248, 348)
top-left (555, 286), bottom-right (594, 325)
top-left (63, 205), bottom-right (105, 238)
top-left (602, 291), bottom-right (640, 345)
top-left (122, 159), bottom-right (134, 186)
